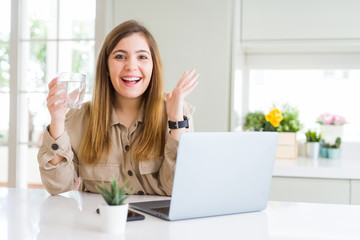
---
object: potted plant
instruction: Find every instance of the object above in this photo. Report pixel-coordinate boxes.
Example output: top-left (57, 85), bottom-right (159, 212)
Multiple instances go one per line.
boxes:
top-left (243, 104), bottom-right (302, 159)
top-left (317, 113), bottom-right (347, 144)
top-left (328, 137), bottom-right (342, 159)
top-left (96, 178), bottom-right (133, 234)
top-left (320, 137), bottom-right (342, 159)
top-left (305, 129), bottom-right (322, 159)
top-left (269, 104), bottom-right (302, 159)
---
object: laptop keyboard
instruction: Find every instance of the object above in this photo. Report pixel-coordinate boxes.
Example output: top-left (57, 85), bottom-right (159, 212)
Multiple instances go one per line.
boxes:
top-left (152, 207), bottom-right (170, 215)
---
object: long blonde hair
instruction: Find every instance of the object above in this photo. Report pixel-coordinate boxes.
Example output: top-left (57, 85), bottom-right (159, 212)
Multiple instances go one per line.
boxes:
top-left (79, 20), bottom-right (166, 164)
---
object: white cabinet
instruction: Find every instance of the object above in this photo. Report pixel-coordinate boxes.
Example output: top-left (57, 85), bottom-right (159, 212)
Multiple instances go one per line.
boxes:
top-left (242, 0), bottom-right (360, 41)
top-left (272, 158), bottom-right (360, 205)
top-left (270, 177), bottom-right (351, 204)
top-left (351, 180), bottom-right (360, 205)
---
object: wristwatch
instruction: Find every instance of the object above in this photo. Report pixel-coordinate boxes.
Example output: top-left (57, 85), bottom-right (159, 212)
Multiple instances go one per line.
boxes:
top-left (168, 116), bottom-right (189, 129)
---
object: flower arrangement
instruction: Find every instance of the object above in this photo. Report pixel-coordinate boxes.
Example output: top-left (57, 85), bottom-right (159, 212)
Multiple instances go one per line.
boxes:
top-left (277, 104), bottom-right (302, 132)
top-left (264, 107), bottom-right (283, 131)
top-left (243, 104), bottom-right (302, 132)
top-left (317, 113), bottom-right (347, 125)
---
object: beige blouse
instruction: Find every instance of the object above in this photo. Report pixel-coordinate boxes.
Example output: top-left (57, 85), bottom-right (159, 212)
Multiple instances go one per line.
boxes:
top-left (37, 101), bottom-right (195, 196)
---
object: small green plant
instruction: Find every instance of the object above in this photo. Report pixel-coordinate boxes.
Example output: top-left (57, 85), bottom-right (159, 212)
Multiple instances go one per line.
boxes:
top-left (305, 130), bottom-right (322, 142)
top-left (321, 137), bottom-right (341, 149)
top-left (331, 137), bottom-right (342, 148)
top-left (244, 112), bottom-right (266, 131)
top-left (95, 178), bottom-right (133, 206)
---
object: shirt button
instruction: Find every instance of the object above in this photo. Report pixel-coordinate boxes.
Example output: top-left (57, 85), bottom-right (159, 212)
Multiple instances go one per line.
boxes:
top-left (51, 143), bottom-right (59, 150)
top-left (138, 191), bottom-right (145, 195)
top-left (128, 170), bottom-right (133, 176)
top-left (125, 145), bottom-right (130, 151)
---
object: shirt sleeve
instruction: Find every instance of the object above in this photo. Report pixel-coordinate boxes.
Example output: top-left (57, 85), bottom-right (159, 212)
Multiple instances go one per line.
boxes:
top-left (158, 102), bottom-right (195, 195)
top-left (37, 119), bottom-right (80, 196)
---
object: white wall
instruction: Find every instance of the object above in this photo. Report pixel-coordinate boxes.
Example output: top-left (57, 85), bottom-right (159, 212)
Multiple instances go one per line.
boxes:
top-left (110, 0), bottom-right (235, 132)
top-left (242, 0), bottom-right (360, 40)
top-left (241, 0), bottom-right (360, 53)
top-left (106, 0), bottom-right (360, 132)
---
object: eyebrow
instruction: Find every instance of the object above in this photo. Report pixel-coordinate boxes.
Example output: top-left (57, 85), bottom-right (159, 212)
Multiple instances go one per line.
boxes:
top-left (112, 49), bottom-right (151, 55)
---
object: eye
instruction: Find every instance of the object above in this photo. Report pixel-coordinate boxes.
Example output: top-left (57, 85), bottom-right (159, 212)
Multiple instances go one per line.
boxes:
top-left (115, 55), bottom-right (125, 60)
top-left (139, 55), bottom-right (148, 60)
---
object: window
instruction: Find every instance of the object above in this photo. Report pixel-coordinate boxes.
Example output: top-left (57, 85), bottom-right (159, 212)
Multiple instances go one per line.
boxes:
top-left (0, 0), bottom-right (11, 186)
top-left (246, 69), bottom-right (360, 142)
top-left (3, 0), bottom-right (96, 188)
top-left (232, 53), bottom-right (360, 146)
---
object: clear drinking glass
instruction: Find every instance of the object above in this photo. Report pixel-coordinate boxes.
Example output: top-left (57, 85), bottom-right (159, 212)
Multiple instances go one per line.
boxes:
top-left (57, 72), bottom-right (86, 109)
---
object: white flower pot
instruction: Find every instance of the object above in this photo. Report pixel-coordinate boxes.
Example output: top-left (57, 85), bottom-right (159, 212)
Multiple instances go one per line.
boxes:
top-left (320, 125), bottom-right (344, 144)
top-left (306, 142), bottom-right (320, 159)
top-left (100, 203), bottom-right (128, 234)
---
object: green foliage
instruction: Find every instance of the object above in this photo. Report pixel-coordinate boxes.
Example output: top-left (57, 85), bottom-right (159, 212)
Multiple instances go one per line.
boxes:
top-left (263, 121), bottom-right (278, 132)
top-left (321, 137), bottom-right (341, 148)
top-left (277, 104), bottom-right (302, 132)
top-left (95, 178), bottom-right (133, 206)
top-left (0, 43), bottom-right (10, 88)
top-left (333, 137), bottom-right (342, 148)
top-left (243, 104), bottom-right (302, 133)
top-left (30, 19), bottom-right (47, 87)
top-left (305, 130), bottom-right (322, 142)
top-left (244, 112), bottom-right (266, 131)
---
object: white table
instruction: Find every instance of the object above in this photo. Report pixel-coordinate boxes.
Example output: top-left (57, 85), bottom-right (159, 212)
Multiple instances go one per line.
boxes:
top-left (1, 188), bottom-right (360, 239)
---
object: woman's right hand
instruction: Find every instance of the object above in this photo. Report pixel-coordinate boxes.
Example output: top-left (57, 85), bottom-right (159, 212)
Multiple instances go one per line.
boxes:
top-left (46, 77), bottom-right (67, 139)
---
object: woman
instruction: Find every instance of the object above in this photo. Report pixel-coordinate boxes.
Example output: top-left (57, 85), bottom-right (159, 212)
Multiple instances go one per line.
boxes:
top-left (38, 20), bottom-right (199, 196)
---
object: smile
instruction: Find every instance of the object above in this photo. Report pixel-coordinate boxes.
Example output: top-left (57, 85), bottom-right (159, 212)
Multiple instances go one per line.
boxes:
top-left (121, 76), bottom-right (141, 86)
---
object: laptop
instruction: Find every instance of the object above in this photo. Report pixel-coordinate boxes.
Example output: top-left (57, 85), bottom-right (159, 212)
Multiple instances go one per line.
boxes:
top-left (130, 132), bottom-right (278, 221)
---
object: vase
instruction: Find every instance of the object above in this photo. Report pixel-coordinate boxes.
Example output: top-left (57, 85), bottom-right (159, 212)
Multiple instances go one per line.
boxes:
top-left (319, 147), bottom-right (328, 158)
top-left (320, 125), bottom-right (344, 144)
top-left (306, 142), bottom-right (320, 159)
top-left (328, 148), bottom-right (342, 159)
top-left (100, 203), bottom-right (128, 234)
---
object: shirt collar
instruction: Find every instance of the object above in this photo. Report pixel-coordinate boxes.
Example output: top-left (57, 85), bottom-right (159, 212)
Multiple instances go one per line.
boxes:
top-left (110, 101), bottom-right (145, 127)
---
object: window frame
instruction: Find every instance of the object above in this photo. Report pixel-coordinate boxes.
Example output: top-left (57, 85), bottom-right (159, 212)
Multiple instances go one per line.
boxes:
top-left (231, 51), bottom-right (360, 159)
top-left (7, 0), bottom-right (109, 188)
top-left (233, 53), bottom-right (360, 129)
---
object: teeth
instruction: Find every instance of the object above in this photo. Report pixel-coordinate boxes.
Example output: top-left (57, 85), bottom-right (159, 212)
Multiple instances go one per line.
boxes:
top-left (122, 77), bottom-right (141, 81)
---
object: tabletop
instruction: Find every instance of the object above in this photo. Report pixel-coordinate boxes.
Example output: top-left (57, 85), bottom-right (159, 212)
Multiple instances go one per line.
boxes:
top-left (274, 157), bottom-right (360, 179)
top-left (1, 187), bottom-right (360, 240)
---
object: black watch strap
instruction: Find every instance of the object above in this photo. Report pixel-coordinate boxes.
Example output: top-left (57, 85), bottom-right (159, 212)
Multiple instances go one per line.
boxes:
top-left (168, 116), bottom-right (189, 129)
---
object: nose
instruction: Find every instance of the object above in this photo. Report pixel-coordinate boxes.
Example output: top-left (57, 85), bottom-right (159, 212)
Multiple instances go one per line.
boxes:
top-left (125, 56), bottom-right (138, 71)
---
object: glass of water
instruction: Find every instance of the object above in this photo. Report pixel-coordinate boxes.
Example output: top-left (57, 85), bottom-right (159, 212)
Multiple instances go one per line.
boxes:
top-left (57, 72), bottom-right (86, 109)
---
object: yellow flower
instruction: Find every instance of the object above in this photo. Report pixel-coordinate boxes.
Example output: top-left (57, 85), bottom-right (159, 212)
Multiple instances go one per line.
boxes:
top-left (265, 107), bottom-right (283, 127)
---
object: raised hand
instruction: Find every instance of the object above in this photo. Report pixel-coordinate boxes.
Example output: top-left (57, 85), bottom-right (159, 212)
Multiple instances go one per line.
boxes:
top-left (166, 69), bottom-right (199, 122)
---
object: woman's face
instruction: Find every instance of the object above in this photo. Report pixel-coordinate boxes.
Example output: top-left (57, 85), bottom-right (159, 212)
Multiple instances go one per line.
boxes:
top-left (108, 33), bottom-right (153, 102)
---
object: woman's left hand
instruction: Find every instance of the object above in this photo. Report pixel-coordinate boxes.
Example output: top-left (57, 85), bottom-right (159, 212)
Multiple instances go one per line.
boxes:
top-left (166, 69), bottom-right (199, 122)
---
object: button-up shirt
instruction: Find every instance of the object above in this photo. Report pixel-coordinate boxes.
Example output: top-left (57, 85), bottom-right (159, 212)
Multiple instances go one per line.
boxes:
top-left (37, 101), bottom-right (195, 196)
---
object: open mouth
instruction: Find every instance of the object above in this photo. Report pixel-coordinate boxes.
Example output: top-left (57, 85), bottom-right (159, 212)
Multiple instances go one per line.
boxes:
top-left (121, 77), bottom-right (141, 85)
